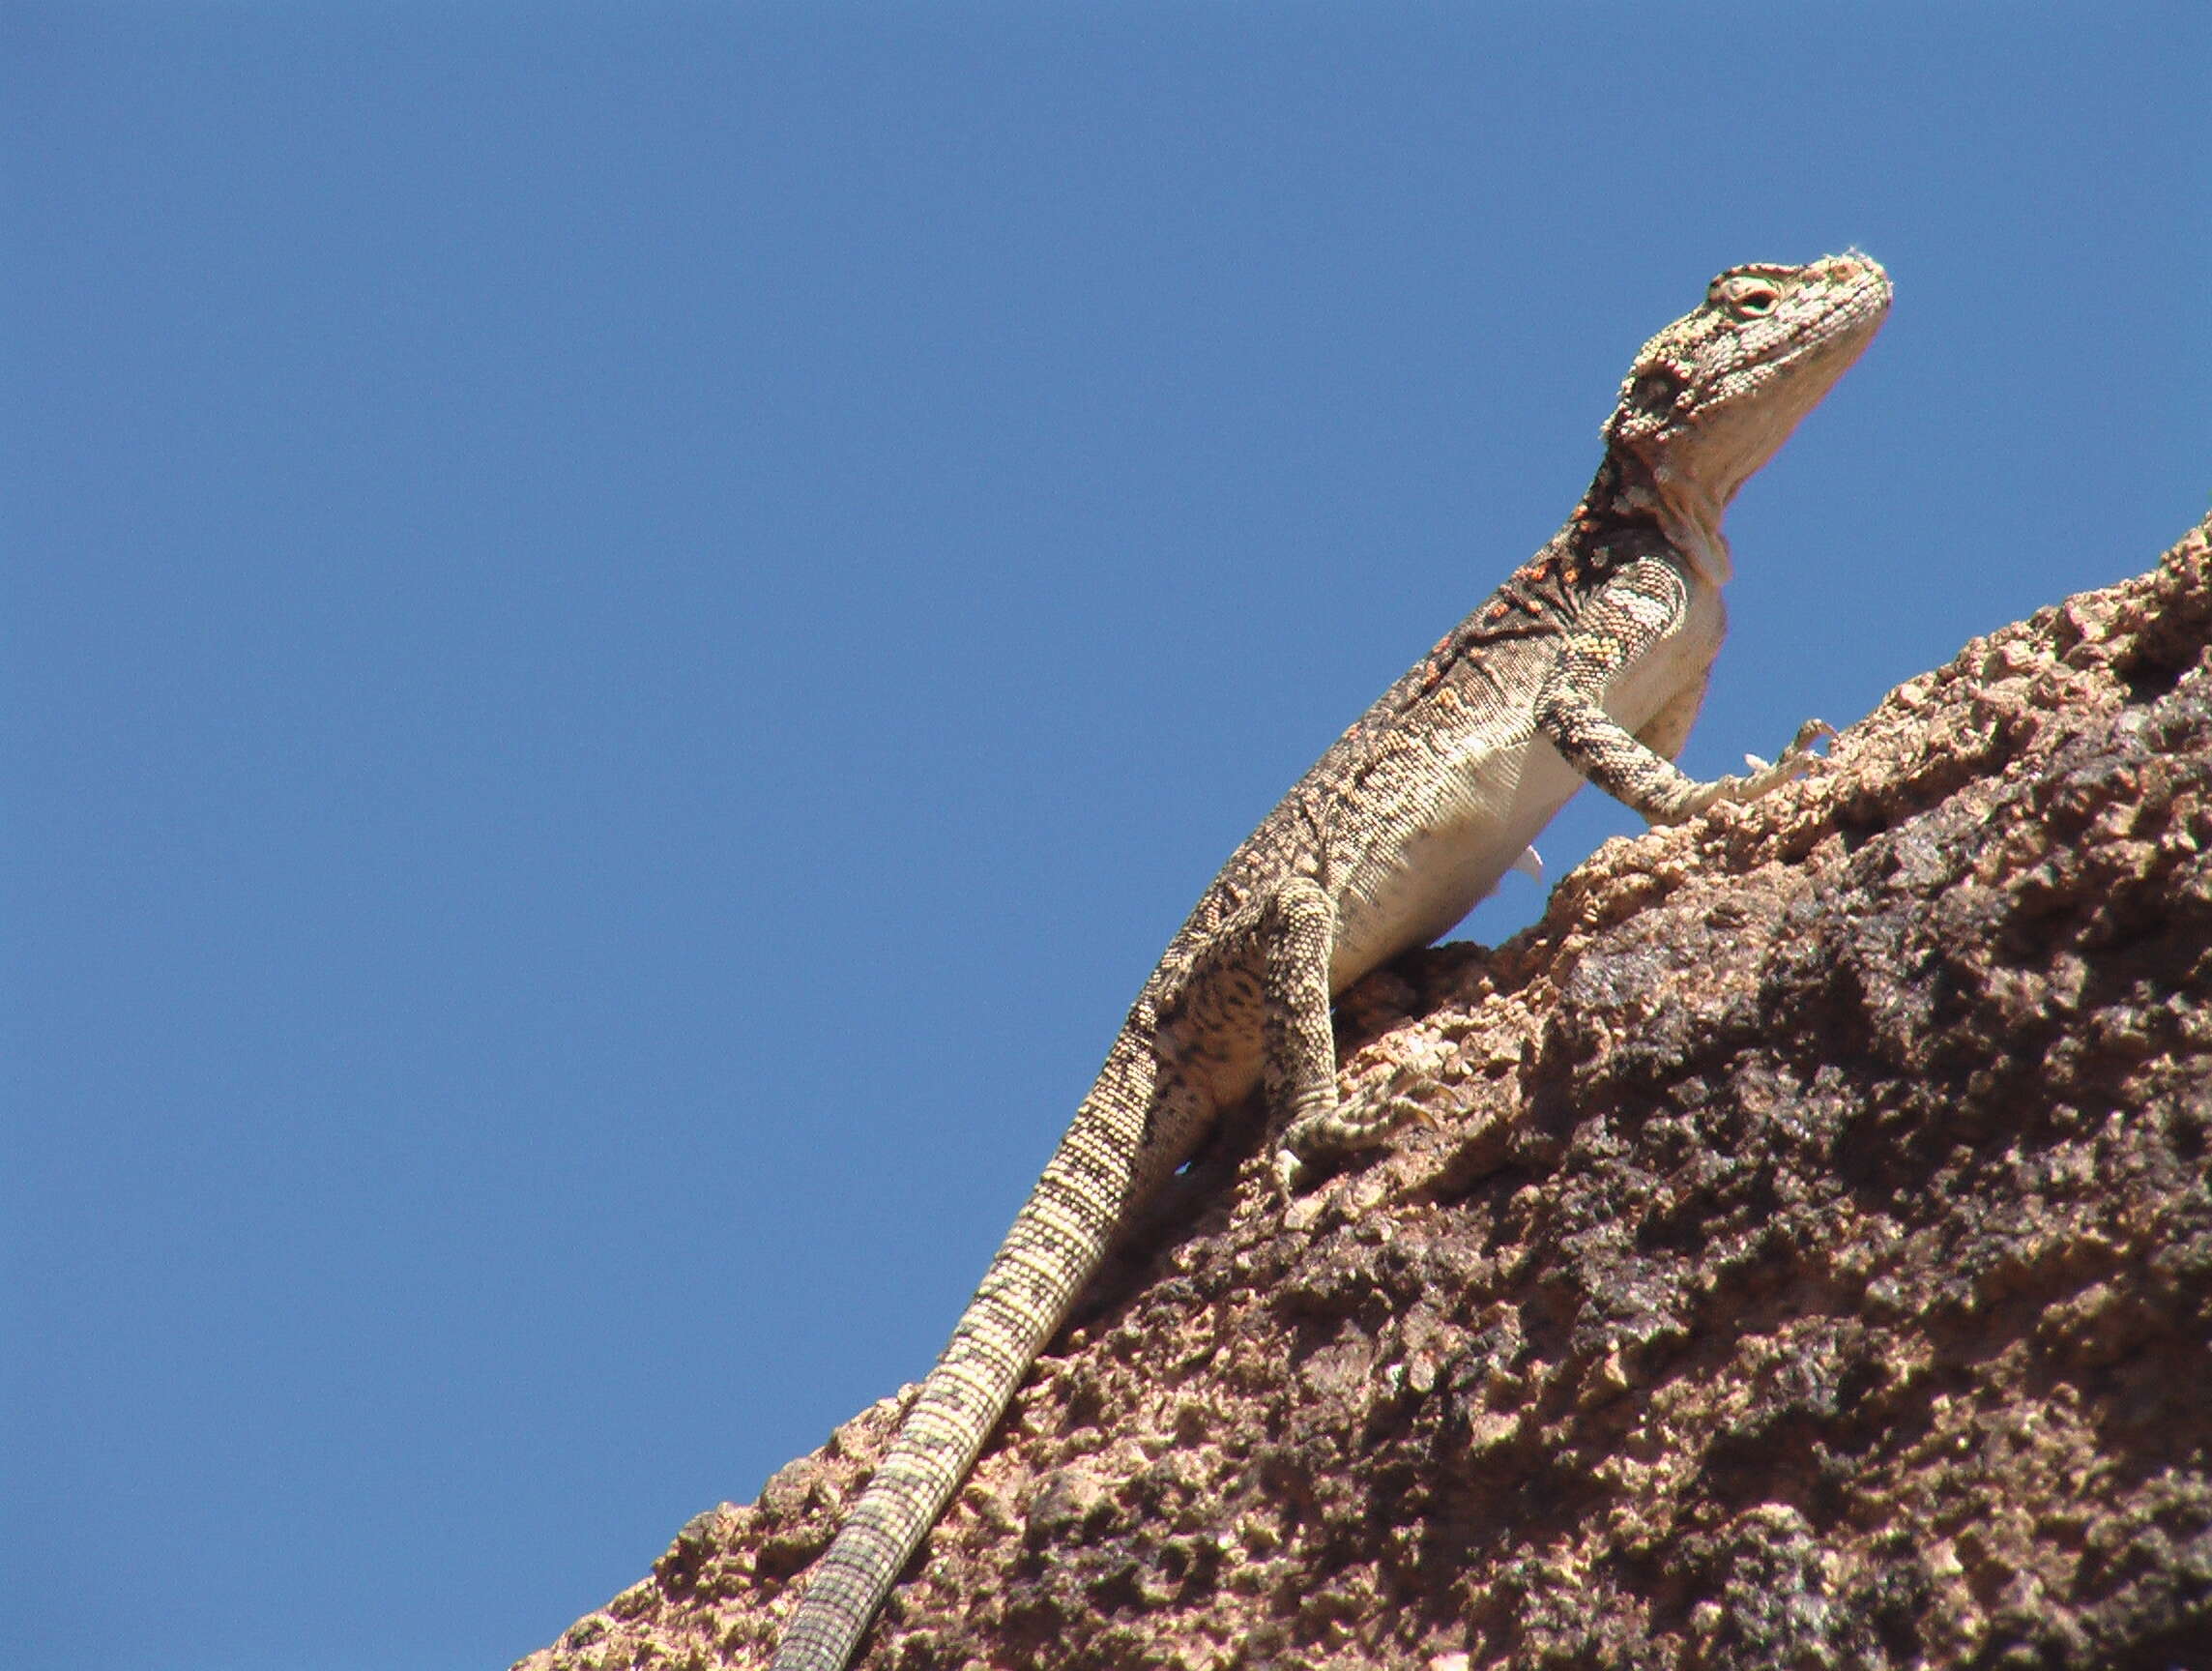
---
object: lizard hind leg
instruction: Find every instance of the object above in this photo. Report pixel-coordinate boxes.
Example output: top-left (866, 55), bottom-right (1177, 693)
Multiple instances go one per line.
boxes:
top-left (1159, 877), bottom-right (1346, 1198)
top-left (1247, 874), bottom-right (1433, 1198)
top-left (1255, 876), bottom-right (1342, 1134)
top-left (1219, 875), bottom-right (1445, 1198)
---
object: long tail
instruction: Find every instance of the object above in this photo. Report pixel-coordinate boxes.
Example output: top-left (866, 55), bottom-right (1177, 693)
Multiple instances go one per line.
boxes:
top-left (770, 1070), bottom-right (1163, 1670)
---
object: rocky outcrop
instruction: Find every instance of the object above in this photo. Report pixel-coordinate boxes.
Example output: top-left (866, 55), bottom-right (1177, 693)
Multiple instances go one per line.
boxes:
top-left (522, 517), bottom-right (2212, 1671)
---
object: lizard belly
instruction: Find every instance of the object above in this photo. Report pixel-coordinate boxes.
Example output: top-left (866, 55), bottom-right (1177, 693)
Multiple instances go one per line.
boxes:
top-left (1328, 725), bottom-right (1584, 991)
top-left (1325, 611), bottom-right (1711, 995)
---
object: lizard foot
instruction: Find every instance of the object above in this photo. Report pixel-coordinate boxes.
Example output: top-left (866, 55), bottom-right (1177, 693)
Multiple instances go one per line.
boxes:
top-left (1734, 717), bottom-right (1838, 799)
top-left (1273, 1069), bottom-right (1444, 1197)
top-left (1665, 717), bottom-right (1838, 822)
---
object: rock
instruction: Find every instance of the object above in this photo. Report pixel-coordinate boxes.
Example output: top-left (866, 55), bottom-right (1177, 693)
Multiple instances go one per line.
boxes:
top-left (517, 515), bottom-right (2212, 1670)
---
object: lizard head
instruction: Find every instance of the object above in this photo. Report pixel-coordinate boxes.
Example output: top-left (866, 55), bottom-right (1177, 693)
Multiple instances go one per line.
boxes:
top-left (1603, 252), bottom-right (1892, 585)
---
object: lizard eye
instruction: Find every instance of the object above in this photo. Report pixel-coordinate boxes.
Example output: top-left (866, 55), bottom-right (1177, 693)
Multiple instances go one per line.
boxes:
top-left (1714, 274), bottom-right (1783, 318)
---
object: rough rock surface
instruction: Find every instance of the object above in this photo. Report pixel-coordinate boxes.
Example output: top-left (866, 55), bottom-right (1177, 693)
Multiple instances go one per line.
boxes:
top-left (521, 517), bottom-right (2212, 1671)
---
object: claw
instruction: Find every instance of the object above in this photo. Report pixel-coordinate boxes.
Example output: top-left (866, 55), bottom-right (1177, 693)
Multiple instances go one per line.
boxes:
top-left (1401, 1098), bottom-right (1444, 1130)
top-left (1793, 718), bottom-right (1840, 753)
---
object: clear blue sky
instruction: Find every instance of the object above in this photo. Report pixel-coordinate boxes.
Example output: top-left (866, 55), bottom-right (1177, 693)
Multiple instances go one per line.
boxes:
top-left (5, 6), bottom-right (2204, 1669)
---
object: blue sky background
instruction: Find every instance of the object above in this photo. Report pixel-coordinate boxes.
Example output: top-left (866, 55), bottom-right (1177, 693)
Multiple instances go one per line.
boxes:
top-left (5, 6), bottom-right (2205, 1669)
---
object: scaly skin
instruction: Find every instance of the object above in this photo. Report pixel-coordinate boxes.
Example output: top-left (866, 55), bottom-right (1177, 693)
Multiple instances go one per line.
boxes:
top-left (770, 253), bottom-right (1892, 1670)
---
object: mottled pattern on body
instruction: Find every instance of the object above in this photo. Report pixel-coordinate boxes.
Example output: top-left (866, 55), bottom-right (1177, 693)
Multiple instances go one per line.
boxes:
top-left (770, 254), bottom-right (1891, 1670)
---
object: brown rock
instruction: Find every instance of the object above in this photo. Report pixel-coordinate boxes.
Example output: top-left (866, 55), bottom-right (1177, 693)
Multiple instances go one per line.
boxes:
top-left (519, 516), bottom-right (2212, 1671)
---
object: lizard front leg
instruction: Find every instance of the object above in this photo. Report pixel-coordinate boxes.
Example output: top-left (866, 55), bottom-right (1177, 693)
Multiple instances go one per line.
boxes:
top-left (1535, 557), bottom-right (1833, 825)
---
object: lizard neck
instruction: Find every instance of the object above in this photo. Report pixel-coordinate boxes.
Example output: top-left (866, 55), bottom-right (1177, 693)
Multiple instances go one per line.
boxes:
top-left (1572, 448), bottom-right (1732, 587)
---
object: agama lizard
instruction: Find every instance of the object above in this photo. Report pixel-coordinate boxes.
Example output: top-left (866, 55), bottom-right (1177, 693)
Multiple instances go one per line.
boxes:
top-left (770, 252), bottom-right (1892, 1669)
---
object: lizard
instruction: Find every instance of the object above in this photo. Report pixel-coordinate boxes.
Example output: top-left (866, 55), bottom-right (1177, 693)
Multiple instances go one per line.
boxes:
top-left (769, 251), bottom-right (1892, 1670)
